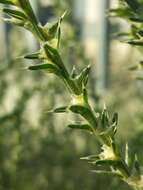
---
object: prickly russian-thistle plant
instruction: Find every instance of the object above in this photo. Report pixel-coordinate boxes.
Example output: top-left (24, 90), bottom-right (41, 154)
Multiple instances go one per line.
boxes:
top-left (110, 0), bottom-right (143, 77)
top-left (0, 0), bottom-right (143, 189)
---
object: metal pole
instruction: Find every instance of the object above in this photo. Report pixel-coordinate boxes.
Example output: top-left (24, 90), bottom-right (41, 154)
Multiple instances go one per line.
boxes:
top-left (96, 0), bottom-right (110, 96)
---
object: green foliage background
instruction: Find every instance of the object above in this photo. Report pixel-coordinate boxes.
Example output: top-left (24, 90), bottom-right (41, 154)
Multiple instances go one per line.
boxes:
top-left (0, 0), bottom-right (143, 189)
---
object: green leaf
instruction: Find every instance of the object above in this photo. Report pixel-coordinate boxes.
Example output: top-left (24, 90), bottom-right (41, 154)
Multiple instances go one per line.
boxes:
top-left (24, 51), bottom-right (42, 60)
top-left (100, 125), bottom-right (117, 138)
top-left (56, 11), bottom-right (67, 48)
top-left (69, 104), bottom-right (88, 114)
top-left (101, 107), bottom-right (110, 129)
top-left (0, 0), bottom-right (16, 5)
top-left (3, 8), bottom-right (27, 20)
top-left (18, 0), bottom-right (38, 24)
top-left (43, 43), bottom-right (69, 79)
top-left (91, 170), bottom-right (116, 174)
top-left (92, 159), bottom-right (129, 176)
top-left (47, 106), bottom-right (68, 114)
top-left (69, 104), bottom-right (97, 127)
top-left (28, 63), bottom-right (60, 75)
top-left (43, 11), bottom-right (66, 43)
top-left (43, 21), bottom-right (59, 47)
top-left (128, 40), bottom-right (143, 46)
top-left (43, 43), bottom-right (62, 67)
top-left (92, 159), bottom-right (118, 166)
top-left (134, 154), bottom-right (141, 176)
top-left (76, 65), bottom-right (91, 88)
top-left (47, 22), bottom-right (59, 38)
top-left (57, 25), bottom-right (61, 48)
top-left (68, 123), bottom-right (93, 132)
top-left (130, 17), bottom-right (143, 23)
top-left (53, 106), bottom-right (68, 113)
top-left (91, 169), bottom-right (124, 178)
top-left (80, 155), bottom-right (99, 161)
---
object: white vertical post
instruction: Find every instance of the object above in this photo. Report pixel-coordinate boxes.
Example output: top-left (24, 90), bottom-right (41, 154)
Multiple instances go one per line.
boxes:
top-left (96, 0), bottom-right (110, 96)
top-left (82, 0), bottom-right (98, 59)
top-left (81, 0), bottom-right (111, 96)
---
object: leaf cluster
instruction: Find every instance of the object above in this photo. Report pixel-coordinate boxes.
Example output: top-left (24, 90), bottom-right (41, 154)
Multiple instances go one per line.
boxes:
top-left (110, 0), bottom-right (143, 81)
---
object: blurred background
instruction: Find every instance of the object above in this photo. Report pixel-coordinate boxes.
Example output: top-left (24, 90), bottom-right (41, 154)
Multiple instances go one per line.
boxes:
top-left (0, 0), bottom-right (143, 189)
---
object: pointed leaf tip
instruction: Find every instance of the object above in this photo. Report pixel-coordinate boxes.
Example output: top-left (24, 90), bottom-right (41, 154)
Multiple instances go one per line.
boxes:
top-left (28, 63), bottom-right (61, 76)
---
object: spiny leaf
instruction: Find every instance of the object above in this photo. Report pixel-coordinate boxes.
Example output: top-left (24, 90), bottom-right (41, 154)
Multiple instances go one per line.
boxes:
top-left (3, 8), bottom-right (27, 20)
top-left (128, 40), bottom-right (143, 46)
top-left (53, 106), bottom-right (68, 113)
top-left (130, 17), bottom-right (143, 23)
top-left (80, 155), bottom-right (99, 161)
top-left (134, 154), bottom-right (141, 176)
top-left (76, 65), bottom-right (91, 88)
top-left (92, 159), bottom-right (129, 177)
top-left (68, 123), bottom-right (93, 132)
top-left (100, 125), bottom-right (117, 138)
top-left (69, 104), bottom-right (97, 127)
top-left (43, 21), bottom-right (59, 47)
top-left (91, 170), bottom-right (116, 174)
top-left (18, 0), bottom-right (38, 25)
top-left (24, 51), bottom-right (42, 60)
top-left (28, 63), bottom-right (60, 75)
top-left (43, 43), bottom-right (62, 67)
top-left (47, 106), bottom-right (68, 114)
top-left (91, 159), bottom-right (118, 166)
top-left (69, 104), bottom-right (89, 114)
top-left (101, 108), bottom-right (109, 129)
top-left (43, 43), bottom-right (69, 79)
top-left (43, 11), bottom-right (67, 47)
top-left (46, 22), bottom-right (59, 39)
top-left (91, 169), bottom-right (124, 178)
top-left (0, 0), bottom-right (16, 5)
top-left (56, 11), bottom-right (67, 48)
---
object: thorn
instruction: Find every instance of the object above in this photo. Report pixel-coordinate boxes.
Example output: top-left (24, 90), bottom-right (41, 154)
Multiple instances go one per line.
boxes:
top-left (80, 156), bottom-right (88, 160)
top-left (61, 10), bottom-right (68, 20)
